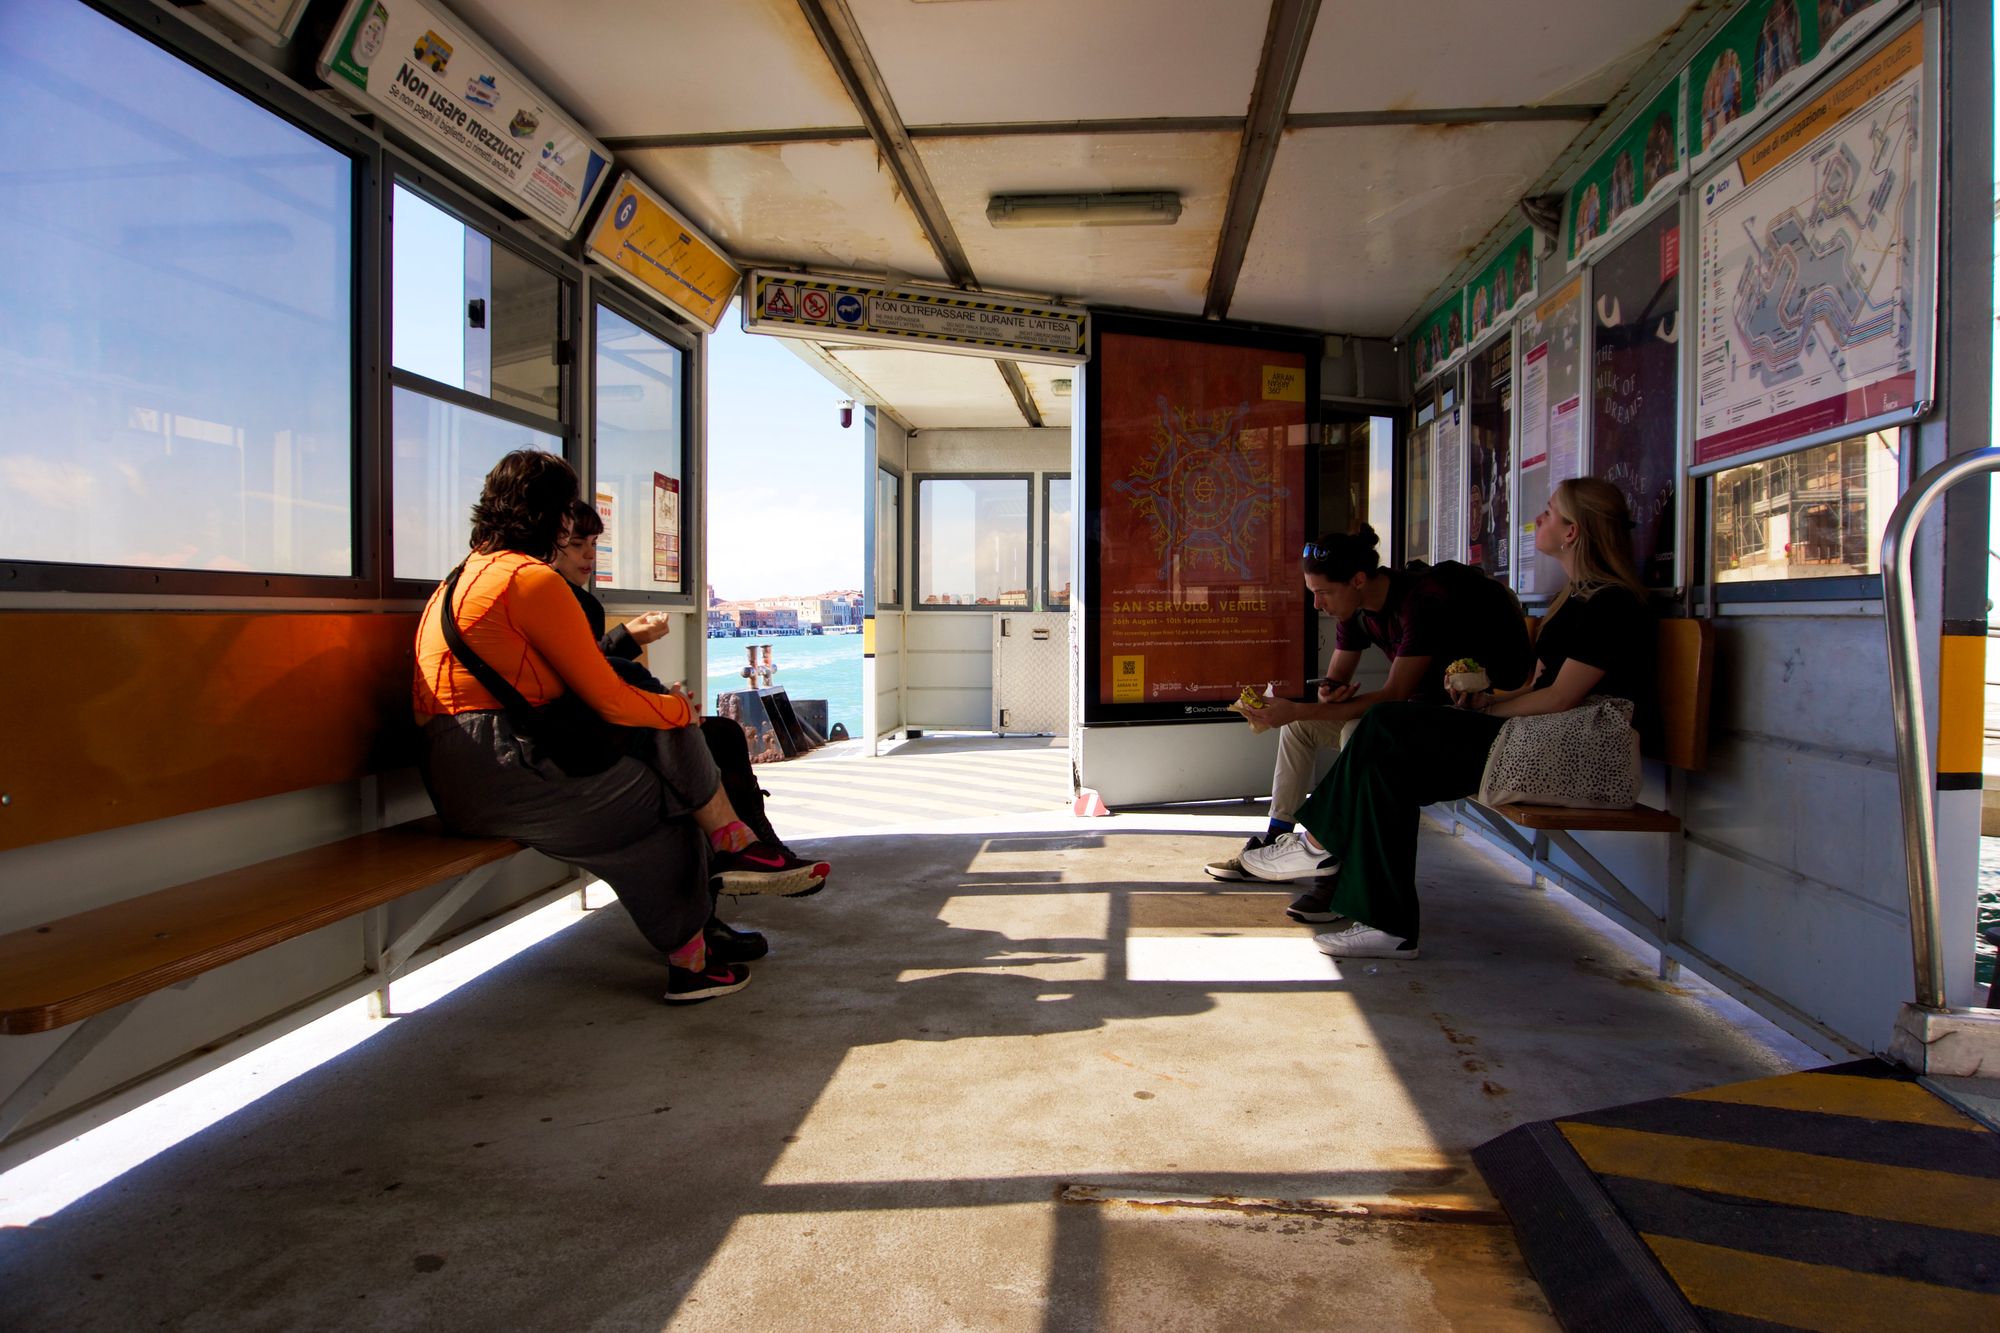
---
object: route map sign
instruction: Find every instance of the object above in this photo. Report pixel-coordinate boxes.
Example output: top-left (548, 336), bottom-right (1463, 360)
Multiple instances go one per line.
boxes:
top-left (1087, 328), bottom-right (1311, 723)
top-left (1693, 20), bottom-right (1928, 470)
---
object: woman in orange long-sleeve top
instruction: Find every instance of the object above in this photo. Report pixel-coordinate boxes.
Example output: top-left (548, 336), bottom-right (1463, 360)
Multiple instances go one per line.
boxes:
top-left (416, 451), bottom-right (820, 1003)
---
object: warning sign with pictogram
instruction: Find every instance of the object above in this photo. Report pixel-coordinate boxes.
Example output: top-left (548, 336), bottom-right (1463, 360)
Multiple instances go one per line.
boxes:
top-left (741, 269), bottom-right (1088, 364)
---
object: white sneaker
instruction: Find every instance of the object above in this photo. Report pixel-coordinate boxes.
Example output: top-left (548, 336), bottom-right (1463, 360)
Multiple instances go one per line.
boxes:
top-left (1237, 831), bottom-right (1337, 883)
top-left (1313, 921), bottom-right (1418, 960)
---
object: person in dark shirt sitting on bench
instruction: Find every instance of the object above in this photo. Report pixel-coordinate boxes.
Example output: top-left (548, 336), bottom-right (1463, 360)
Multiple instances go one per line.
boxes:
top-left (1206, 526), bottom-right (1532, 924)
top-left (1237, 477), bottom-right (1654, 961)
top-left (548, 499), bottom-right (832, 918)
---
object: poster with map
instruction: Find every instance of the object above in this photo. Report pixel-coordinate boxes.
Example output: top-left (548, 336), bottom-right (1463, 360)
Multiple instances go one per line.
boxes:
top-left (1091, 330), bottom-right (1310, 720)
top-left (1693, 21), bottom-right (1927, 469)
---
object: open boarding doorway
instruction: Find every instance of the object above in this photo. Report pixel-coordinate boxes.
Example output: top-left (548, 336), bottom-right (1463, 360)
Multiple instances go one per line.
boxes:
top-left (702, 311), bottom-right (870, 763)
top-left (738, 274), bottom-right (1086, 761)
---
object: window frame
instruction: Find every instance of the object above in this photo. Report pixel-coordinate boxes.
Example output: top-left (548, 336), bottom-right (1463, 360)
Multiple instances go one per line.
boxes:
top-left (0, 0), bottom-right (380, 600)
top-left (585, 281), bottom-right (700, 607)
top-left (910, 471), bottom-right (1034, 612)
top-left (870, 461), bottom-right (904, 612)
top-left (1041, 472), bottom-right (1072, 612)
top-left (381, 157), bottom-right (584, 601)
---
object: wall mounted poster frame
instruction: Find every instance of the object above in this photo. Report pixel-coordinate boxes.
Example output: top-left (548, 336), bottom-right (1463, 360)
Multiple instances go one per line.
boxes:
top-left (1690, 15), bottom-right (1932, 474)
top-left (1084, 314), bottom-right (1317, 725)
top-left (1591, 203), bottom-right (1683, 588)
top-left (1515, 273), bottom-right (1587, 598)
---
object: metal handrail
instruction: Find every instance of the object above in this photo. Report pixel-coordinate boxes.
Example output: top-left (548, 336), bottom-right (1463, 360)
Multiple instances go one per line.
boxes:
top-left (1880, 446), bottom-right (2000, 1011)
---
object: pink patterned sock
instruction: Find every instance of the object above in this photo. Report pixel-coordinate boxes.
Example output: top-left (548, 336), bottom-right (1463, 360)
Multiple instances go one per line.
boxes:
top-left (668, 930), bottom-right (707, 970)
top-left (709, 820), bottom-right (754, 853)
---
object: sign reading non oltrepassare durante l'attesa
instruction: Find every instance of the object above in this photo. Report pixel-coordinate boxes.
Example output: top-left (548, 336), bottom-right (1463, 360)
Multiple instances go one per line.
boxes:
top-left (743, 271), bottom-right (1088, 364)
top-left (318, 0), bottom-right (611, 237)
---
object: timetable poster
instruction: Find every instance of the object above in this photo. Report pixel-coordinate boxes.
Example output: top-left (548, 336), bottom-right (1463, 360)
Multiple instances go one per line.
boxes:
top-left (1093, 331), bottom-right (1309, 716)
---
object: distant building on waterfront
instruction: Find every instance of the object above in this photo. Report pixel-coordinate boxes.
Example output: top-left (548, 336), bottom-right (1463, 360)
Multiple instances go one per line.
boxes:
top-left (707, 589), bottom-right (862, 635)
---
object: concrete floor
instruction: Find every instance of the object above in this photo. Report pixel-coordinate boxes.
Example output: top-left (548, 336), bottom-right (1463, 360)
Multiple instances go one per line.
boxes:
top-left (0, 799), bottom-right (1816, 1331)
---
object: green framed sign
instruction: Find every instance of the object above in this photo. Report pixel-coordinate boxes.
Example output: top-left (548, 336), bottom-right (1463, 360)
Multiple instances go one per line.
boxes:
top-left (1409, 291), bottom-right (1465, 385)
top-left (1465, 229), bottom-right (1537, 344)
top-left (1568, 76), bottom-right (1685, 263)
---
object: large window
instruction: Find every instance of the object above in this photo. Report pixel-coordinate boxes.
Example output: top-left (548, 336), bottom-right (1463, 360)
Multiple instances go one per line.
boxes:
top-left (915, 475), bottom-right (1030, 608)
top-left (593, 302), bottom-right (688, 595)
top-left (873, 466), bottom-right (901, 610)
top-left (1711, 432), bottom-right (1900, 585)
top-left (391, 184), bottom-right (570, 581)
top-left (0, 0), bottom-right (354, 579)
top-left (1044, 475), bottom-right (1072, 610)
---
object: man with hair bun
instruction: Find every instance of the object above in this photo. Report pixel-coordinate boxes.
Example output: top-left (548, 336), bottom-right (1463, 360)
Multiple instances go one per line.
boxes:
top-left (1205, 525), bottom-right (1532, 924)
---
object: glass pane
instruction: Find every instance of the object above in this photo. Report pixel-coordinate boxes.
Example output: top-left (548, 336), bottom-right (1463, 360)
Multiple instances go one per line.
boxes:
top-left (593, 305), bottom-right (683, 592)
top-left (1591, 208), bottom-right (1680, 586)
top-left (1467, 334), bottom-right (1512, 580)
top-left (1046, 476), bottom-right (1072, 609)
top-left (0, 0), bottom-right (353, 576)
top-left (392, 386), bottom-right (560, 581)
top-left (392, 185), bottom-right (560, 421)
top-left (1711, 432), bottom-right (1899, 584)
top-left (1317, 420), bottom-right (1370, 536)
top-left (918, 477), bottom-right (1029, 607)
top-left (874, 468), bottom-right (899, 608)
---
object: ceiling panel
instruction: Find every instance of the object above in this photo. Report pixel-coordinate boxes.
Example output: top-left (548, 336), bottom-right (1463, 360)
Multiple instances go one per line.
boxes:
top-left (918, 132), bottom-right (1237, 314)
top-left (446, 0), bottom-right (859, 136)
top-left (847, 0), bottom-right (1264, 125)
top-left (1016, 362), bottom-right (1081, 430)
top-left (824, 347), bottom-right (1026, 430)
top-left (1293, 0), bottom-right (1700, 112)
top-left (620, 143), bottom-right (948, 284)
top-left (1229, 121), bottom-right (1583, 335)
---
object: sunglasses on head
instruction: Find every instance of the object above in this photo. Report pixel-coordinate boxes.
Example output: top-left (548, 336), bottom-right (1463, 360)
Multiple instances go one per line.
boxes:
top-left (1302, 541), bottom-right (1332, 562)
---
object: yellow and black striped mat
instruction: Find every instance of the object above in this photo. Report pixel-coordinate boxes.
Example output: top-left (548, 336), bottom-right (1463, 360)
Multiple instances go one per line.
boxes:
top-left (1473, 1059), bottom-right (2000, 1331)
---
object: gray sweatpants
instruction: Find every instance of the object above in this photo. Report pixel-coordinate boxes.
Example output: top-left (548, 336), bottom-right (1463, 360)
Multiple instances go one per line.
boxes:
top-left (421, 712), bottom-right (721, 958)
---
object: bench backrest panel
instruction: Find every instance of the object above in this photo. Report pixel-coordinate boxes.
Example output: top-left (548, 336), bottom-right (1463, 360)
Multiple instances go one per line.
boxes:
top-left (0, 612), bottom-right (420, 854)
top-left (1656, 618), bottom-right (1714, 772)
top-left (1523, 614), bottom-right (1714, 772)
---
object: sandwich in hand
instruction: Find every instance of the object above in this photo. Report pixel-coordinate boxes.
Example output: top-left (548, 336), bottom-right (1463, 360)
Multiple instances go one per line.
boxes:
top-left (1444, 658), bottom-right (1489, 694)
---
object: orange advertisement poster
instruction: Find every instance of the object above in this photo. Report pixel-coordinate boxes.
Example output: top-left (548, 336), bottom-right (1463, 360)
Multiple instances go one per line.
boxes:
top-left (1094, 331), bottom-right (1310, 714)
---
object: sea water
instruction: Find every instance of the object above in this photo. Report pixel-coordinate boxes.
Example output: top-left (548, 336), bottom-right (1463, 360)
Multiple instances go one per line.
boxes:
top-left (705, 634), bottom-right (865, 737)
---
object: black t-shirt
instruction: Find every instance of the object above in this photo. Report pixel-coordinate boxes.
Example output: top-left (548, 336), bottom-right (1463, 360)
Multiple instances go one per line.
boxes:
top-left (1335, 562), bottom-right (1533, 700)
top-left (1532, 583), bottom-right (1657, 738)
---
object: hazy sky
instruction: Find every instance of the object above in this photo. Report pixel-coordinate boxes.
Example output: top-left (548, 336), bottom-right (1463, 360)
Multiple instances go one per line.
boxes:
top-left (706, 308), bottom-right (864, 601)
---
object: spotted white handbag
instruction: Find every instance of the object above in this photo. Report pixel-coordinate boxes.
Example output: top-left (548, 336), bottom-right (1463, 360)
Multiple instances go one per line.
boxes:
top-left (1477, 696), bottom-right (1641, 809)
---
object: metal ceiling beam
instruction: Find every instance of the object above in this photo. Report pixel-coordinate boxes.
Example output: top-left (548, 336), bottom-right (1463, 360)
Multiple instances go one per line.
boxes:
top-left (795, 0), bottom-right (973, 287)
top-left (995, 361), bottom-right (1044, 429)
top-left (1287, 104), bottom-right (1601, 129)
top-left (603, 107), bottom-right (1602, 154)
top-left (795, 0), bottom-right (1042, 426)
top-left (1205, 0), bottom-right (1321, 320)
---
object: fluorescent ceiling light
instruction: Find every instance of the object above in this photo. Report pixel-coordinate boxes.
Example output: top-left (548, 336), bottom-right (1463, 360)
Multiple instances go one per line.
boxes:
top-left (987, 191), bottom-right (1182, 229)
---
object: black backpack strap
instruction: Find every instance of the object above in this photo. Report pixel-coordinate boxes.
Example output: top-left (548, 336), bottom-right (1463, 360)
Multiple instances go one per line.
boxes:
top-left (438, 563), bottom-right (534, 722)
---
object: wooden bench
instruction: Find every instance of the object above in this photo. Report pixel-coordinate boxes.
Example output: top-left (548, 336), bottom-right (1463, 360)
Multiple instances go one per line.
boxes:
top-left (1451, 619), bottom-right (1715, 975)
top-left (0, 611), bottom-right (551, 1151)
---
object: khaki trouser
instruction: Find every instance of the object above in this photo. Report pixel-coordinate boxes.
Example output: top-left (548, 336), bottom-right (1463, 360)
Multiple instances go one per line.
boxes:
top-left (1270, 716), bottom-right (1361, 822)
